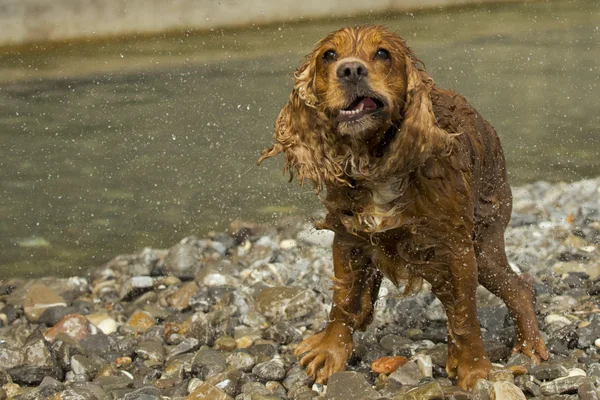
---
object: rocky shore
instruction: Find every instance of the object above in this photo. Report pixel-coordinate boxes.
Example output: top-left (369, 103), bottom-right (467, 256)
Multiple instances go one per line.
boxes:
top-left (1, 178), bottom-right (600, 400)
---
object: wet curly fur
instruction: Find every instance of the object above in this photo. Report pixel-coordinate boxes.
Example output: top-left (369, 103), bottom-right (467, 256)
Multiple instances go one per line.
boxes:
top-left (259, 25), bottom-right (547, 390)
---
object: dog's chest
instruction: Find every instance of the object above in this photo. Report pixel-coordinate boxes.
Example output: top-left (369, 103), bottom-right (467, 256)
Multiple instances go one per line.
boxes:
top-left (332, 178), bottom-right (412, 234)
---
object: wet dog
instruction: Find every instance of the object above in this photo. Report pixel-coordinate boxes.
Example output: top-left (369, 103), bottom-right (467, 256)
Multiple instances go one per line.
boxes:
top-left (258, 25), bottom-right (548, 389)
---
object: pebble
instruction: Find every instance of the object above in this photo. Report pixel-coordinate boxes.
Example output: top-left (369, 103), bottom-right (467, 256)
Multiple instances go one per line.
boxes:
top-left (371, 356), bottom-right (409, 374)
top-left (23, 284), bottom-right (67, 322)
top-left (252, 358), bottom-right (286, 382)
top-left (388, 361), bottom-right (423, 386)
top-left (44, 313), bottom-right (94, 343)
top-left (168, 281), bottom-right (199, 311)
top-left (326, 371), bottom-right (380, 400)
top-left (123, 310), bottom-right (155, 334)
top-left (491, 381), bottom-right (527, 400)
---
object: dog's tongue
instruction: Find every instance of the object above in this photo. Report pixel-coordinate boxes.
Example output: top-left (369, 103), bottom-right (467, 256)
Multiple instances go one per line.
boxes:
top-left (351, 97), bottom-right (378, 111)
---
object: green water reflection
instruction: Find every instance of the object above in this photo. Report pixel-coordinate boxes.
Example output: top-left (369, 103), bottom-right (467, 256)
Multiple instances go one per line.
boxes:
top-left (0, 0), bottom-right (598, 277)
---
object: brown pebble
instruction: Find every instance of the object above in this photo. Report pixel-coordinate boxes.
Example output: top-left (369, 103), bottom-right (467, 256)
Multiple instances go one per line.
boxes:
top-left (124, 310), bottom-right (155, 334)
top-left (214, 335), bottom-right (237, 351)
top-left (116, 356), bottom-right (132, 366)
top-left (43, 314), bottom-right (93, 343)
top-left (509, 365), bottom-right (528, 376)
top-left (371, 356), bottom-right (409, 374)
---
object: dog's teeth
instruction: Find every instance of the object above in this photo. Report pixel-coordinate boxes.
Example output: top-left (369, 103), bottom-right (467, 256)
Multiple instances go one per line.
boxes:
top-left (358, 103), bottom-right (365, 111)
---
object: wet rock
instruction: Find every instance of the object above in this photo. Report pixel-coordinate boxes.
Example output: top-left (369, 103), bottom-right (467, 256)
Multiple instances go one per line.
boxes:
top-left (86, 313), bottom-right (118, 335)
top-left (473, 379), bottom-right (494, 400)
top-left (577, 315), bottom-right (600, 348)
top-left (255, 287), bottom-right (316, 321)
top-left (71, 354), bottom-right (105, 377)
top-left (371, 356), bottom-right (409, 374)
top-left (167, 337), bottom-right (200, 360)
top-left (38, 376), bottom-right (65, 397)
top-left (388, 361), bottom-right (423, 386)
top-left (164, 240), bottom-right (203, 279)
top-left (192, 348), bottom-right (227, 380)
top-left (531, 363), bottom-right (569, 381)
top-left (93, 374), bottom-right (134, 390)
top-left (325, 371), bottom-right (380, 400)
top-left (380, 334), bottom-right (413, 355)
top-left (215, 335), bottom-right (238, 351)
top-left (80, 332), bottom-right (114, 355)
top-left (297, 227), bottom-right (334, 247)
top-left (186, 381), bottom-right (234, 400)
top-left (119, 276), bottom-right (155, 301)
top-left (123, 386), bottom-right (163, 400)
top-left (489, 368), bottom-right (515, 383)
top-left (23, 284), bottom-right (67, 322)
top-left (264, 322), bottom-right (302, 344)
top-left (226, 351), bottom-right (256, 373)
top-left (136, 339), bottom-right (166, 365)
top-left (168, 281), bottom-right (199, 311)
top-left (44, 313), bottom-right (95, 343)
top-left (540, 375), bottom-right (590, 395)
top-left (490, 381), bottom-right (526, 399)
top-left (282, 365), bottom-right (313, 390)
top-left (252, 358), bottom-right (286, 382)
top-left (122, 310), bottom-right (155, 334)
top-left (403, 381), bottom-right (444, 399)
top-left (578, 381), bottom-right (599, 400)
top-left (7, 331), bottom-right (63, 385)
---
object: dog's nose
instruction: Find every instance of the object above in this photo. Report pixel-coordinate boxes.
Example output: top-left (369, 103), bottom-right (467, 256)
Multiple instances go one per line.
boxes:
top-left (336, 61), bottom-right (368, 83)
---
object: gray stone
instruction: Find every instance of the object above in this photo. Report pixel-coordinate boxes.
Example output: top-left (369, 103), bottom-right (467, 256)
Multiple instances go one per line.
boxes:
top-left (255, 287), bottom-right (316, 321)
top-left (530, 363), bottom-right (569, 381)
top-left (282, 365), bottom-right (313, 390)
top-left (325, 371), bottom-right (380, 400)
top-left (136, 339), bottom-right (166, 364)
top-left (166, 337), bottom-right (200, 360)
top-left (578, 381), bottom-right (599, 400)
top-left (403, 381), bottom-right (443, 399)
top-left (490, 381), bottom-right (526, 399)
top-left (473, 379), bottom-right (493, 400)
top-left (7, 331), bottom-right (63, 385)
top-left (380, 334), bottom-right (413, 354)
top-left (192, 348), bottom-right (227, 380)
top-left (71, 355), bottom-right (104, 377)
top-left (164, 241), bottom-right (203, 279)
top-left (540, 375), bottom-right (589, 395)
top-left (252, 358), bottom-right (286, 382)
top-left (226, 351), bottom-right (256, 373)
top-left (93, 375), bottom-right (135, 391)
top-left (388, 361), bottom-right (423, 386)
top-left (120, 276), bottom-right (155, 301)
top-left (37, 306), bottom-right (80, 326)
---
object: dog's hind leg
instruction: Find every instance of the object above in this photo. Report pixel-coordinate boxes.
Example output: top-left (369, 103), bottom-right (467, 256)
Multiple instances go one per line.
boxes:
top-left (475, 227), bottom-right (548, 363)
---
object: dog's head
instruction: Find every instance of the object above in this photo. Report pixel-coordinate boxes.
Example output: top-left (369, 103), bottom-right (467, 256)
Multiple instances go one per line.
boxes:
top-left (259, 26), bottom-right (447, 190)
top-left (306, 25), bottom-right (410, 136)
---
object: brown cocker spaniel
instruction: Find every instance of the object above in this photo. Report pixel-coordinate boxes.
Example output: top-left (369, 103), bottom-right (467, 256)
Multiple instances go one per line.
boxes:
top-left (258, 25), bottom-right (548, 390)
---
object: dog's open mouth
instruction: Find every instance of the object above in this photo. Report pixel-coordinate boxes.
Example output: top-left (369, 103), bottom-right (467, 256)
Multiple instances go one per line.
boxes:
top-left (338, 97), bottom-right (384, 122)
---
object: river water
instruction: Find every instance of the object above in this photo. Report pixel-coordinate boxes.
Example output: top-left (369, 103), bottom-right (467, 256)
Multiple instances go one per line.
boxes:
top-left (1, 0), bottom-right (598, 277)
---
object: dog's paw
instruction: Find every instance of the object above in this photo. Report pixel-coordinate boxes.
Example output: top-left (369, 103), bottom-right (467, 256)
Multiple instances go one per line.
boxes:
top-left (294, 322), bottom-right (353, 384)
top-left (456, 355), bottom-right (491, 390)
top-left (512, 334), bottom-right (549, 365)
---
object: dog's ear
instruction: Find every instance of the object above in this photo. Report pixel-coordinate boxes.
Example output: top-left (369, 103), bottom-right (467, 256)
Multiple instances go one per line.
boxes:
top-left (258, 56), bottom-right (346, 191)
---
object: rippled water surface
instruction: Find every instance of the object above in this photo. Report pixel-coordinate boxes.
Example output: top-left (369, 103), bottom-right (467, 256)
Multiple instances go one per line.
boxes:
top-left (1, 0), bottom-right (598, 276)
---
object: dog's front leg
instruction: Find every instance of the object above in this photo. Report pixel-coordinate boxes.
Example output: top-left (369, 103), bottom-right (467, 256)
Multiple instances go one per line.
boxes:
top-left (294, 233), bottom-right (381, 384)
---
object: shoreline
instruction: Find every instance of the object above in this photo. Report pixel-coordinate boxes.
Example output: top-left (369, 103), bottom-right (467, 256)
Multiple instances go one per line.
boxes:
top-left (0, 176), bottom-right (599, 399)
top-left (0, 0), bottom-right (544, 48)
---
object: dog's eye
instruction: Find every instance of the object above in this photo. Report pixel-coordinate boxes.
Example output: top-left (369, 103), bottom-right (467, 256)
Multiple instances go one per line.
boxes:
top-left (322, 50), bottom-right (337, 63)
top-left (375, 48), bottom-right (391, 61)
